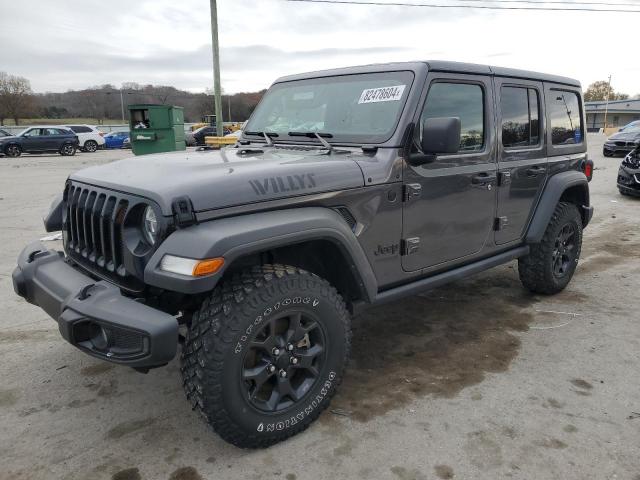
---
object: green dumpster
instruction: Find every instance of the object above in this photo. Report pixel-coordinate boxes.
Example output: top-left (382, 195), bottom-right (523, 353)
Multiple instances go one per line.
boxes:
top-left (128, 104), bottom-right (186, 155)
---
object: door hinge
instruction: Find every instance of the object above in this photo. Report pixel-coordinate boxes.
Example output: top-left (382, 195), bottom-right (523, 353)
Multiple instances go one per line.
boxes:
top-left (498, 171), bottom-right (511, 186)
top-left (401, 237), bottom-right (420, 255)
top-left (494, 216), bottom-right (509, 231)
top-left (403, 183), bottom-right (422, 202)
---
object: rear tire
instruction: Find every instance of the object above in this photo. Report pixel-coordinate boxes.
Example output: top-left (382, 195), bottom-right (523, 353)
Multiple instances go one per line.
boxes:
top-left (60, 143), bottom-right (76, 156)
top-left (518, 202), bottom-right (583, 294)
top-left (83, 140), bottom-right (98, 152)
top-left (181, 264), bottom-right (351, 448)
top-left (4, 144), bottom-right (21, 157)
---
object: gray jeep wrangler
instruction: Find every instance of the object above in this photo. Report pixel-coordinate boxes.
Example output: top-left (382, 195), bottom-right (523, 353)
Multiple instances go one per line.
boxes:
top-left (13, 61), bottom-right (594, 448)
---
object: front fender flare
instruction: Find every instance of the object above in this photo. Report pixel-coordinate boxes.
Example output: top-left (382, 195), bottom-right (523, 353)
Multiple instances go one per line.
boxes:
top-left (526, 170), bottom-right (590, 243)
top-left (144, 207), bottom-right (377, 301)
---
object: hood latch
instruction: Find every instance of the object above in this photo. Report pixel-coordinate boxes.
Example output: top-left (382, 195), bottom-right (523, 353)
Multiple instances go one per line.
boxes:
top-left (172, 196), bottom-right (197, 228)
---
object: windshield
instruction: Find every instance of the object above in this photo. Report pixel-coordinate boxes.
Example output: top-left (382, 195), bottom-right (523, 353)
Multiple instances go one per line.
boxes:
top-left (621, 124), bottom-right (640, 133)
top-left (245, 71), bottom-right (414, 144)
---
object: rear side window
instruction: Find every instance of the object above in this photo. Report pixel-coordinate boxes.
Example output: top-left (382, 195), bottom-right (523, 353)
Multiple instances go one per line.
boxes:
top-left (548, 90), bottom-right (583, 145)
top-left (69, 126), bottom-right (92, 133)
top-left (501, 86), bottom-right (540, 148)
top-left (421, 82), bottom-right (484, 152)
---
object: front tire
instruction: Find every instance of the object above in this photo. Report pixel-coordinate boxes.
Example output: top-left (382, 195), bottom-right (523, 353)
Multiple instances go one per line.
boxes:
top-left (60, 143), bottom-right (76, 156)
top-left (4, 144), bottom-right (21, 157)
top-left (181, 264), bottom-right (351, 448)
top-left (518, 202), bottom-right (583, 294)
top-left (83, 140), bottom-right (98, 152)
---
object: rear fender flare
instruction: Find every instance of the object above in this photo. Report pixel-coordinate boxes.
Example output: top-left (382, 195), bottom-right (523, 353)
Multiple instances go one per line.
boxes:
top-left (526, 170), bottom-right (589, 243)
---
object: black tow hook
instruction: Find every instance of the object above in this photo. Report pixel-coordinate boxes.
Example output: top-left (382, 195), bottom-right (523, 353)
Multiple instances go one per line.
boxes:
top-left (77, 284), bottom-right (95, 301)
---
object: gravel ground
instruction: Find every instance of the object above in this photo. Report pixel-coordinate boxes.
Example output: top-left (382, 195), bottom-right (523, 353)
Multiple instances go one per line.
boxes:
top-left (1, 137), bottom-right (638, 480)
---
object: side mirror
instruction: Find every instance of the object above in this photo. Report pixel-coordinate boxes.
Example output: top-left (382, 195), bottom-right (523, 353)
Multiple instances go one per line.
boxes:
top-left (421, 117), bottom-right (461, 154)
top-left (408, 117), bottom-right (461, 166)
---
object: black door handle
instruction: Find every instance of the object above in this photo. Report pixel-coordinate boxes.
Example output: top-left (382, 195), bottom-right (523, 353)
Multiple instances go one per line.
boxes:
top-left (472, 173), bottom-right (497, 184)
top-left (526, 166), bottom-right (546, 176)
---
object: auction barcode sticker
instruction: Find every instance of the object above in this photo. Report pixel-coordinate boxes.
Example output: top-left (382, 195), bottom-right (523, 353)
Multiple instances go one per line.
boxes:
top-left (358, 85), bottom-right (406, 104)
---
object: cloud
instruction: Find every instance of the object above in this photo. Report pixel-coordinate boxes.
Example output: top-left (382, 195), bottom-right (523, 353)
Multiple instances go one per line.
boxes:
top-left (0, 0), bottom-right (632, 95)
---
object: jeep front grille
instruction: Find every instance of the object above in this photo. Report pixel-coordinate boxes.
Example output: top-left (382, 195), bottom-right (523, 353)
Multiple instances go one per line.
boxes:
top-left (63, 182), bottom-right (144, 291)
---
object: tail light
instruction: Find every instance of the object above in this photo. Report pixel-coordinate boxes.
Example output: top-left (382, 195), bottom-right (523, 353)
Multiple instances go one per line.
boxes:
top-left (581, 157), bottom-right (594, 182)
top-left (99, 132), bottom-right (105, 137)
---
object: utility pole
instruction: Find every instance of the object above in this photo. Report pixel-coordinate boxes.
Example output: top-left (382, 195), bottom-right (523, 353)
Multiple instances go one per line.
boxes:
top-left (120, 90), bottom-right (125, 123)
top-left (209, 0), bottom-right (224, 136)
top-left (603, 74), bottom-right (612, 133)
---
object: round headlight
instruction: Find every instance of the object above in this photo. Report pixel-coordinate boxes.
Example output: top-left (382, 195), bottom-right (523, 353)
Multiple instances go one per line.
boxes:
top-left (142, 206), bottom-right (158, 245)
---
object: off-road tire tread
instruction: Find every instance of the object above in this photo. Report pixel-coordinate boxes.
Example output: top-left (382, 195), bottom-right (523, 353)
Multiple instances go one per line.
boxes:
top-left (180, 264), bottom-right (351, 448)
top-left (518, 201), bottom-right (582, 294)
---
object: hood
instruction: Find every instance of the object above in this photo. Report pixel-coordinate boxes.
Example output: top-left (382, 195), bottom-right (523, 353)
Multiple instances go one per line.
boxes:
top-left (70, 147), bottom-right (366, 215)
top-left (608, 131), bottom-right (640, 142)
top-left (0, 135), bottom-right (20, 142)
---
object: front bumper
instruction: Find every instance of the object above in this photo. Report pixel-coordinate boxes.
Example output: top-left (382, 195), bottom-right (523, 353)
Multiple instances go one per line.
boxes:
top-left (12, 242), bottom-right (178, 368)
top-left (617, 165), bottom-right (640, 196)
top-left (604, 143), bottom-right (635, 155)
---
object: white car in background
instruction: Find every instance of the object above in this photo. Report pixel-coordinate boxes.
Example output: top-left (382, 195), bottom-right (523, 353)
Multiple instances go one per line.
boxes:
top-left (59, 125), bottom-right (105, 152)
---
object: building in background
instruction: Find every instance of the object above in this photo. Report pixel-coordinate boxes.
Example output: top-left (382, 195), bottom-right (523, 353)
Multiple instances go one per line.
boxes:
top-left (585, 99), bottom-right (640, 132)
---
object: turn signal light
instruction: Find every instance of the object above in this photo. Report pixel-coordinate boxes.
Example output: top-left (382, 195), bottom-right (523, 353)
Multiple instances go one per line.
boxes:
top-left (193, 258), bottom-right (225, 276)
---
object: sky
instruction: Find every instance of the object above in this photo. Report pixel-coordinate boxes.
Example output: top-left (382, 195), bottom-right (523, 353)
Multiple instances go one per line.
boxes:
top-left (1, 0), bottom-right (638, 95)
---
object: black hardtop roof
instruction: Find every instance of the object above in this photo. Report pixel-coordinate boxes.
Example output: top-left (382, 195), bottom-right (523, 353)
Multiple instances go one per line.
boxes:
top-left (274, 60), bottom-right (581, 88)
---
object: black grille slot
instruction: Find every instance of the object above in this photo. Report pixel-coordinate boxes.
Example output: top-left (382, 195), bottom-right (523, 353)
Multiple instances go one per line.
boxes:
top-left (334, 207), bottom-right (357, 231)
top-left (64, 182), bottom-right (140, 290)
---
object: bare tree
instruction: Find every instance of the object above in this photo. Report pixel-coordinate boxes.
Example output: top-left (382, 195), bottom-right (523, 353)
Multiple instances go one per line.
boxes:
top-left (0, 72), bottom-right (34, 125)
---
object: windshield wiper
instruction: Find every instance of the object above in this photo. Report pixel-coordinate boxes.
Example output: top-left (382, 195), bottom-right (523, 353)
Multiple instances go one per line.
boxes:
top-left (244, 131), bottom-right (279, 146)
top-left (288, 131), bottom-right (334, 152)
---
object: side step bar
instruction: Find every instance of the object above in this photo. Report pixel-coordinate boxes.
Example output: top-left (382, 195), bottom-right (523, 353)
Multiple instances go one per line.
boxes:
top-left (372, 245), bottom-right (530, 307)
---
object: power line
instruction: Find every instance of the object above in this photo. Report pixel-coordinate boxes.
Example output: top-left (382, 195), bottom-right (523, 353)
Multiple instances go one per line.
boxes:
top-left (442, 0), bottom-right (640, 7)
top-left (286, 0), bottom-right (640, 13)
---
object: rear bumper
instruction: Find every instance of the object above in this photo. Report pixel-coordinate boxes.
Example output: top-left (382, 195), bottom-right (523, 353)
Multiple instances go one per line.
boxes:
top-left (12, 242), bottom-right (178, 368)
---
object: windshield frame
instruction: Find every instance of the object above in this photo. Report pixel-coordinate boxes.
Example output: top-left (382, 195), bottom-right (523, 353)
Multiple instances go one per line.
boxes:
top-left (243, 70), bottom-right (416, 146)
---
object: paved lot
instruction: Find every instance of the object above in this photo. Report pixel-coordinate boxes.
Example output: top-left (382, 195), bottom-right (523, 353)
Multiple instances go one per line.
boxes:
top-left (1, 137), bottom-right (639, 480)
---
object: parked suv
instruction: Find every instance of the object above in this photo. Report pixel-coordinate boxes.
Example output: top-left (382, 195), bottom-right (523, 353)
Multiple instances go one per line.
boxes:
top-left (0, 127), bottom-right (79, 157)
top-left (62, 124), bottom-right (105, 152)
top-left (13, 61), bottom-right (594, 448)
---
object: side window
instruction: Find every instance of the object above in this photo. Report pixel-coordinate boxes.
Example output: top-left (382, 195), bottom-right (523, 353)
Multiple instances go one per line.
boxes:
top-left (69, 126), bottom-right (91, 133)
top-left (24, 129), bottom-right (41, 137)
top-left (501, 86), bottom-right (540, 148)
top-left (421, 82), bottom-right (484, 153)
top-left (548, 90), bottom-right (583, 145)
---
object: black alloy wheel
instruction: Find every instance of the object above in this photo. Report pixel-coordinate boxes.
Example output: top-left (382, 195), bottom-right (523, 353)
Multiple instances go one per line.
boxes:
top-left (60, 144), bottom-right (76, 156)
top-left (242, 311), bottom-right (326, 413)
top-left (5, 144), bottom-right (21, 157)
top-left (552, 223), bottom-right (577, 278)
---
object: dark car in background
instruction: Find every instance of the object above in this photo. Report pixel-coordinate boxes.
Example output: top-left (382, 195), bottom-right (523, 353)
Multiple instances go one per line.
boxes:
top-left (603, 124), bottom-right (640, 156)
top-left (618, 147), bottom-right (640, 197)
top-left (0, 127), bottom-right (79, 157)
top-left (191, 125), bottom-right (232, 146)
top-left (104, 131), bottom-right (130, 149)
